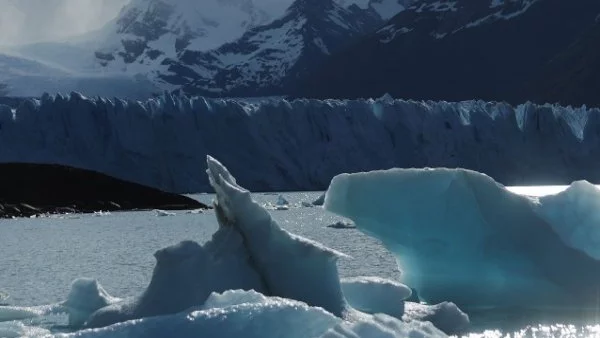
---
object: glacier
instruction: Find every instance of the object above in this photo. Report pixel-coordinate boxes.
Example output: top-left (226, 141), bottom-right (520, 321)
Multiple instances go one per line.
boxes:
top-left (0, 155), bottom-right (468, 337)
top-left (325, 168), bottom-right (600, 310)
top-left (0, 93), bottom-right (599, 193)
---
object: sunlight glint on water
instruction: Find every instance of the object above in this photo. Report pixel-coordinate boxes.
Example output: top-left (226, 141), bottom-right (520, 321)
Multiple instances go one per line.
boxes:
top-left (505, 185), bottom-right (600, 197)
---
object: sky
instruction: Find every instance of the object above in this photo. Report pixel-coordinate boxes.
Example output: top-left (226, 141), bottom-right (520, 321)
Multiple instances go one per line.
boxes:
top-left (0, 0), bottom-right (129, 46)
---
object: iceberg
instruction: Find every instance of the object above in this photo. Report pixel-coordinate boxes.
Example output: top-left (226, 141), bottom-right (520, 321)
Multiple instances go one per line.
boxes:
top-left (64, 279), bottom-right (121, 327)
top-left (0, 156), bottom-right (468, 337)
top-left (57, 290), bottom-right (450, 338)
top-left (59, 290), bottom-right (342, 338)
top-left (0, 94), bottom-right (599, 193)
top-left (341, 277), bottom-right (468, 334)
top-left (321, 314), bottom-right (447, 338)
top-left (82, 153), bottom-right (350, 327)
top-left (534, 181), bottom-right (600, 260)
top-left (325, 168), bottom-right (600, 309)
top-left (341, 276), bottom-right (411, 318)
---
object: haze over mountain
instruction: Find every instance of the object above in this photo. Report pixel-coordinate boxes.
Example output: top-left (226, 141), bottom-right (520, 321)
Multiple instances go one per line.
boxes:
top-left (0, 0), bottom-right (128, 46)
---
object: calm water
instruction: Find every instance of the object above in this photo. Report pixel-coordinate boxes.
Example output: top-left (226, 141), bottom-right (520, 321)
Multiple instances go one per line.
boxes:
top-left (0, 192), bottom-right (398, 306)
top-left (1, 191), bottom-right (600, 337)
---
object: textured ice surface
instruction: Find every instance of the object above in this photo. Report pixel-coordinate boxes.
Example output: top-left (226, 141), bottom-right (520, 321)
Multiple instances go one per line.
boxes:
top-left (0, 94), bottom-right (599, 192)
top-left (535, 181), bottom-right (600, 260)
top-left (325, 168), bottom-right (600, 309)
top-left (341, 276), bottom-right (411, 318)
top-left (73, 156), bottom-right (346, 328)
top-left (403, 302), bottom-right (470, 335)
top-left (0, 321), bottom-right (50, 338)
top-left (54, 290), bottom-right (449, 338)
top-left (58, 291), bottom-right (342, 338)
top-left (340, 276), bottom-right (468, 334)
top-left (64, 279), bottom-right (121, 327)
top-left (2, 156), bottom-right (453, 337)
top-left (321, 313), bottom-right (447, 338)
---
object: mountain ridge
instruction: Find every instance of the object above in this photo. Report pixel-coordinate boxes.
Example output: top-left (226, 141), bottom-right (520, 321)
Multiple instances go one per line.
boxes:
top-left (296, 0), bottom-right (600, 106)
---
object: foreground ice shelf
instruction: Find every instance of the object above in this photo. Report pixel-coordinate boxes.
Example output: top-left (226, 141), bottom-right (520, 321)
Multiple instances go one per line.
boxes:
top-left (0, 93), bottom-right (598, 193)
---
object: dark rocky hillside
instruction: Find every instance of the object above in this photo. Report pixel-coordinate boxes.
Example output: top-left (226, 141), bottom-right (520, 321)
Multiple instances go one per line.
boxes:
top-left (0, 163), bottom-right (207, 218)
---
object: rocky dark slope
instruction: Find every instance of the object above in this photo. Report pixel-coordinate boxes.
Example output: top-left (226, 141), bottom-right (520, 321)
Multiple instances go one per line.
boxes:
top-left (0, 163), bottom-right (207, 218)
top-left (298, 0), bottom-right (600, 107)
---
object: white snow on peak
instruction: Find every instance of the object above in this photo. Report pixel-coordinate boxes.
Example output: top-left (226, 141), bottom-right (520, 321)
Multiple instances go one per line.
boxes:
top-left (120, 0), bottom-right (272, 50)
top-left (490, 0), bottom-right (504, 8)
top-left (313, 37), bottom-right (331, 54)
top-left (378, 26), bottom-right (413, 43)
top-left (410, 0), bottom-right (458, 13)
top-left (90, 0), bottom-right (276, 76)
top-left (336, 0), bottom-right (407, 19)
top-left (424, 1), bottom-right (458, 12)
top-left (461, 0), bottom-right (540, 30)
top-left (370, 0), bottom-right (407, 20)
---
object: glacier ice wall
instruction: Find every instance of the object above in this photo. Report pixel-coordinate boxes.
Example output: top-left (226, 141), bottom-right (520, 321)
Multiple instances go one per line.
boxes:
top-left (1, 93), bottom-right (598, 192)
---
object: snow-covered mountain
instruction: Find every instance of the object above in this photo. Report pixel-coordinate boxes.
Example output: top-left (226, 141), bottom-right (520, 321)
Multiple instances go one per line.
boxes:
top-left (155, 0), bottom-right (383, 96)
top-left (1, 0), bottom-right (403, 98)
top-left (93, 0), bottom-right (273, 74)
top-left (338, 0), bottom-right (412, 20)
top-left (90, 0), bottom-right (387, 96)
top-left (1, 94), bottom-right (599, 193)
top-left (299, 0), bottom-right (600, 106)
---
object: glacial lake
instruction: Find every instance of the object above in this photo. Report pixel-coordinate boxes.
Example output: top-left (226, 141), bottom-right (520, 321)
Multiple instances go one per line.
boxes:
top-left (1, 188), bottom-right (600, 337)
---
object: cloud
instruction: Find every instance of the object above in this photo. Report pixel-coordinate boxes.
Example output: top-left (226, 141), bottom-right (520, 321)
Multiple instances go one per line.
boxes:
top-left (0, 0), bottom-right (129, 46)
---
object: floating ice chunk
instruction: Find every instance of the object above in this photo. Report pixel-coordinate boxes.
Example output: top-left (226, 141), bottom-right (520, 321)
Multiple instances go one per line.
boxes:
top-left (93, 211), bottom-right (111, 217)
top-left (276, 195), bottom-right (289, 206)
top-left (341, 277), bottom-right (411, 319)
top-left (404, 302), bottom-right (469, 335)
top-left (84, 239), bottom-right (264, 328)
top-left (313, 193), bottom-right (326, 206)
top-left (0, 291), bottom-right (7, 305)
top-left (199, 289), bottom-right (270, 309)
top-left (58, 293), bottom-right (342, 338)
top-left (207, 155), bottom-right (349, 317)
top-left (63, 278), bottom-right (121, 327)
top-left (154, 209), bottom-right (176, 217)
top-left (535, 181), bottom-right (600, 260)
top-left (83, 156), bottom-right (349, 328)
top-left (57, 291), bottom-right (451, 338)
top-left (327, 221), bottom-right (356, 229)
top-left (0, 305), bottom-right (56, 322)
top-left (325, 168), bottom-right (600, 309)
top-left (301, 201), bottom-right (314, 208)
top-left (320, 313), bottom-right (446, 338)
top-left (186, 209), bottom-right (204, 214)
top-left (0, 322), bottom-right (50, 338)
